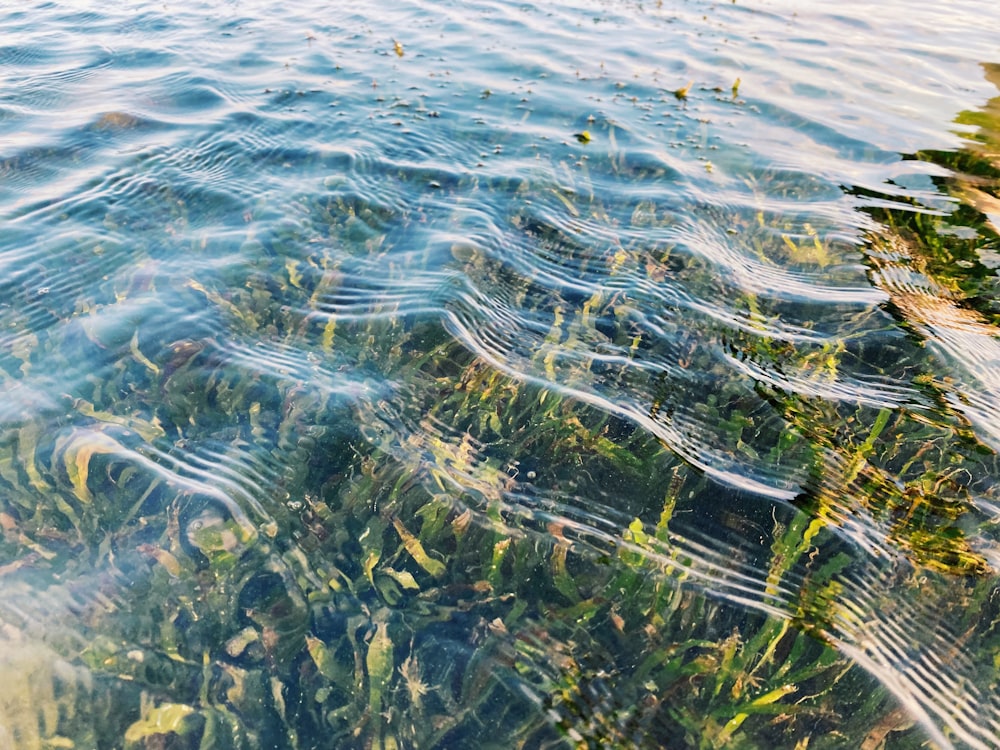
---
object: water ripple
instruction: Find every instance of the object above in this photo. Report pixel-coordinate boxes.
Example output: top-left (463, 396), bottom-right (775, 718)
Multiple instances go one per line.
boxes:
top-left (2, 0), bottom-right (1000, 747)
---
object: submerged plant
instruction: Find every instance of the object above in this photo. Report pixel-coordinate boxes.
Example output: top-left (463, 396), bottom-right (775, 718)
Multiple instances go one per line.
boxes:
top-left (3, 35), bottom-right (1000, 750)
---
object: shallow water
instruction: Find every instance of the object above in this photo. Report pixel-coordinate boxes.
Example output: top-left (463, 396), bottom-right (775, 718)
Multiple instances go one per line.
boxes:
top-left (3, 1), bottom-right (1000, 748)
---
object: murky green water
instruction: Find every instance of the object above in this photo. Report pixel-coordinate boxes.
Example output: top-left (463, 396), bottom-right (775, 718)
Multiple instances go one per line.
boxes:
top-left (3, 1), bottom-right (1000, 748)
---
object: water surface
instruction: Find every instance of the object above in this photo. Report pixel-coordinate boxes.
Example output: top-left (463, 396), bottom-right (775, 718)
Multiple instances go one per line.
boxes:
top-left (3, 1), bottom-right (1000, 748)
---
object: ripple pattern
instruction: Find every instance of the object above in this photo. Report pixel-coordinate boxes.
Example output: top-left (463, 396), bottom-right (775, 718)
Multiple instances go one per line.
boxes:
top-left (2, 0), bottom-right (1000, 748)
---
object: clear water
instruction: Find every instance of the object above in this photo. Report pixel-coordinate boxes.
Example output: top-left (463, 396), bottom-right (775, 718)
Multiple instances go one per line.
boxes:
top-left (2, 1), bottom-right (1000, 748)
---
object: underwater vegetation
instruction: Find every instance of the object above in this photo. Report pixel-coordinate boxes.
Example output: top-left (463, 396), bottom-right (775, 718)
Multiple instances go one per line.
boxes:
top-left (3, 121), bottom-right (1000, 749)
